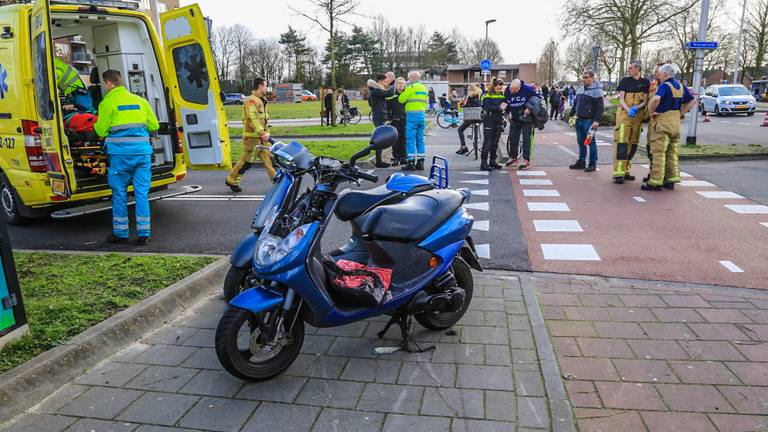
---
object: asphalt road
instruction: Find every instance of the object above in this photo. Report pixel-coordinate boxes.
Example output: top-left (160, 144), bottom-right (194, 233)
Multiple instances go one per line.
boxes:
top-left (683, 159), bottom-right (768, 206)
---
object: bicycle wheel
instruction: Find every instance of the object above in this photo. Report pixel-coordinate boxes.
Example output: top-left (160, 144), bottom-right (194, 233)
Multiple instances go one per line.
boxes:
top-left (349, 111), bottom-right (362, 125)
top-left (368, 112), bottom-right (373, 122)
top-left (436, 113), bottom-right (451, 129)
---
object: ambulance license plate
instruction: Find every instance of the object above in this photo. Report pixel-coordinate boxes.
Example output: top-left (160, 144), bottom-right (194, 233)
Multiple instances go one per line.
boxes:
top-left (52, 180), bottom-right (67, 196)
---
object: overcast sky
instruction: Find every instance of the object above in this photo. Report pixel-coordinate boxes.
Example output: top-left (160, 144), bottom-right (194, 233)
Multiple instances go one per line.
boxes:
top-left (182, 0), bottom-right (566, 64)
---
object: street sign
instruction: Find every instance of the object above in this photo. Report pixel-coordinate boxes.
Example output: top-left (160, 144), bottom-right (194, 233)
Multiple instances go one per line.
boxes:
top-left (480, 59), bottom-right (492, 71)
top-left (687, 41), bottom-right (718, 50)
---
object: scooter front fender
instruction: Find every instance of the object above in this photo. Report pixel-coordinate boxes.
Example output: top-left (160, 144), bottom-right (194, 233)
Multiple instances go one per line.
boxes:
top-left (230, 232), bottom-right (259, 268)
top-left (230, 285), bottom-right (284, 314)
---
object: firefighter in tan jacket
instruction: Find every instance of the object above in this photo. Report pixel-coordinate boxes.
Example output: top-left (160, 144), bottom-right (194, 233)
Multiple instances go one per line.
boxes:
top-left (226, 78), bottom-right (276, 192)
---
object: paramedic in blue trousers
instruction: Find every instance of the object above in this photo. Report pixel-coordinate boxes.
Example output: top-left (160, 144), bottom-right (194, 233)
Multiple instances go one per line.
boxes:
top-left (398, 71), bottom-right (428, 171)
top-left (94, 70), bottom-right (159, 246)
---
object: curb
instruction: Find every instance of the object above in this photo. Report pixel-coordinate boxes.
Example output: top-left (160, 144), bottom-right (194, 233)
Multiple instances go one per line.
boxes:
top-left (679, 153), bottom-right (768, 161)
top-left (0, 258), bottom-right (229, 422)
top-left (230, 134), bottom-right (369, 140)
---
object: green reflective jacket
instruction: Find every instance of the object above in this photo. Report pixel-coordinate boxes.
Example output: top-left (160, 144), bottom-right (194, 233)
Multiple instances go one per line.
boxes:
top-left (54, 58), bottom-right (86, 96)
top-left (398, 81), bottom-right (428, 112)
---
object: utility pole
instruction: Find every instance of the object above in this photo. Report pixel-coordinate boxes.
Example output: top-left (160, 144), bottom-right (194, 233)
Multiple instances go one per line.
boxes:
top-left (686, 0), bottom-right (711, 145)
top-left (483, 19), bottom-right (496, 84)
top-left (733, 0), bottom-right (747, 84)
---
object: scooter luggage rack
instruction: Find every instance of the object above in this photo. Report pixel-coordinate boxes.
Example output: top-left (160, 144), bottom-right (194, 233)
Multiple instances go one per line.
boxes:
top-left (429, 156), bottom-right (449, 189)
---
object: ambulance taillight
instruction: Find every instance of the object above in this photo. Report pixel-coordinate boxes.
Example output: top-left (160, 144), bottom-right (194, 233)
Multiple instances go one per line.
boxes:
top-left (22, 120), bottom-right (46, 173)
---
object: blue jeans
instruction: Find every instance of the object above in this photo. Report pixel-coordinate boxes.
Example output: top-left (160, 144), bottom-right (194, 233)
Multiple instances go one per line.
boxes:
top-left (575, 118), bottom-right (598, 165)
top-left (405, 111), bottom-right (426, 161)
top-left (108, 154), bottom-right (152, 238)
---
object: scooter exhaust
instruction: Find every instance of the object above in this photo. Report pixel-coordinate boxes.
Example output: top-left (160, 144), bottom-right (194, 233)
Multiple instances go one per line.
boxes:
top-left (407, 288), bottom-right (466, 314)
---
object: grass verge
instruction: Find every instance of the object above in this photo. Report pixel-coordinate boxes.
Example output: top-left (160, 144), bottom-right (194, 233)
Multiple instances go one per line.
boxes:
top-left (0, 252), bottom-right (216, 373)
top-left (225, 100), bottom-right (371, 121)
top-left (679, 143), bottom-right (768, 157)
top-left (230, 140), bottom-right (369, 164)
top-left (229, 123), bottom-right (374, 138)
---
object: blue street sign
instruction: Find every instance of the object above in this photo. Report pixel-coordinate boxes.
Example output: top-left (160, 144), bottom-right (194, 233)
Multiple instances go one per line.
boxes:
top-left (480, 59), bottom-right (492, 71)
top-left (687, 41), bottom-right (718, 50)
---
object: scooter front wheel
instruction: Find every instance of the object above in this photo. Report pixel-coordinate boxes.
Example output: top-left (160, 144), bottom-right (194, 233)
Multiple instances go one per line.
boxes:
top-left (415, 258), bottom-right (474, 330)
top-left (222, 265), bottom-right (252, 301)
top-left (215, 307), bottom-right (304, 381)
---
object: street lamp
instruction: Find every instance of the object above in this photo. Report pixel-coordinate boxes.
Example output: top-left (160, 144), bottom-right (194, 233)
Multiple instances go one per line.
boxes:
top-left (733, 0), bottom-right (747, 84)
top-left (484, 19), bottom-right (496, 83)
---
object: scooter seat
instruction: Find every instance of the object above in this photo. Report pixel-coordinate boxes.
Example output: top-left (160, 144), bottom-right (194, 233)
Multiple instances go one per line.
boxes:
top-left (335, 184), bottom-right (401, 222)
top-left (361, 189), bottom-right (464, 242)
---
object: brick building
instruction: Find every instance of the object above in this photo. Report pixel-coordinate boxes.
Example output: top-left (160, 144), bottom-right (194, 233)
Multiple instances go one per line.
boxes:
top-left (445, 63), bottom-right (538, 95)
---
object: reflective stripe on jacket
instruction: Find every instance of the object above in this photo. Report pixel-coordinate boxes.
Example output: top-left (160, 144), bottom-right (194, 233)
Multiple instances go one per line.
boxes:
top-left (54, 58), bottom-right (86, 96)
top-left (94, 86), bottom-right (159, 155)
top-left (398, 81), bottom-right (428, 113)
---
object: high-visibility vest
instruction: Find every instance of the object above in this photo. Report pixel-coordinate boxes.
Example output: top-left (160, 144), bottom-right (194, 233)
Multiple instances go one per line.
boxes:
top-left (93, 86), bottom-right (160, 155)
top-left (398, 81), bottom-right (428, 113)
top-left (54, 58), bottom-right (86, 96)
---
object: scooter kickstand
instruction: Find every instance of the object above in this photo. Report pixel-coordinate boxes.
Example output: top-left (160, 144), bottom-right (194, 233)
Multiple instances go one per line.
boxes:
top-left (377, 315), bottom-right (399, 339)
top-left (398, 315), bottom-right (435, 354)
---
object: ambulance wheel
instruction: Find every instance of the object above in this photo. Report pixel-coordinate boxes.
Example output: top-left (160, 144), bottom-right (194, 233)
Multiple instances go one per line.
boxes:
top-left (0, 176), bottom-right (29, 226)
top-left (415, 258), bottom-right (474, 330)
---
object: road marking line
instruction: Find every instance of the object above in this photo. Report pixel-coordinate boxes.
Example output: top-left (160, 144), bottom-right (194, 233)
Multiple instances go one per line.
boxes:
top-left (523, 189), bottom-right (560, 197)
top-left (476, 244), bottom-right (490, 259)
top-left (473, 220), bottom-right (490, 231)
top-left (534, 220), bottom-right (583, 232)
top-left (527, 202), bottom-right (570, 212)
top-left (557, 145), bottom-right (579, 157)
top-left (462, 171), bottom-right (490, 176)
top-left (680, 180), bottom-right (716, 187)
top-left (680, 172), bottom-right (693, 178)
top-left (519, 179), bottom-right (553, 186)
top-left (761, 222), bottom-right (768, 228)
top-left (516, 170), bottom-right (547, 176)
top-left (696, 191), bottom-right (744, 199)
top-left (721, 120), bottom-right (733, 124)
top-left (189, 194), bottom-right (265, 198)
top-left (633, 197), bottom-right (646, 203)
top-left (541, 244), bottom-right (601, 261)
top-left (165, 197), bottom-right (264, 201)
top-left (725, 204), bottom-right (768, 214)
top-left (463, 202), bottom-right (489, 211)
top-left (719, 260), bottom-right (744, 273)
top-left (471, 189), bottom-right (489, 196)
top-left (737, 122), bottom-right (749, 126)
top-left (461, 179), bottom-right (489, 185)
top-left (597, 142), bottom-right (611, 146)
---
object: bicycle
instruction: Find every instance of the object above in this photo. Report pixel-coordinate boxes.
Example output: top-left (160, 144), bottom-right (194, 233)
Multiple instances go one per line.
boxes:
top-left (504, 113), bottom-right (535, 167)
top-left (436, 108), bottom-right (462, 129)
top-left (339, 106), bottom-right (362, 125)
top-left (461, 107), bottom-right (484, 160)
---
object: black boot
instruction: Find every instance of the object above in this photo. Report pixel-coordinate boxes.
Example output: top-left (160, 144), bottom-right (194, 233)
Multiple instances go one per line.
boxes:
top-left (569, 160), bottom-right (586, 170)
top-left (584, 163), bottom-right (597, 173)
top-left (642, 174), bottom-right (651, 183)
top-left (416, 159), bottom-right (425, 170)
top-left (402, 160), bottom-right (416, 171)
top-left (641, 183), bottom-right (662, 191)
top-left (625, 174), bottom-right (636, 181)
top-left (489, 160), bottom-right (502, 170)
top-left (613, 176), bottom-right (624, 184)
top-left (663, 182), bottom-right (675, 190)
top-left (480, 160), bottom-right (492, 171)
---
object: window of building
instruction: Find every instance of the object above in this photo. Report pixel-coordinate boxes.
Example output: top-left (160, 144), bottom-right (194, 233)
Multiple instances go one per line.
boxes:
top-left (498, 70), bottom-right (507, 78)
top-left (158, 2), bottom-right (167, 12)
top-left (172, 43), bottom-right (209, 105)
top-left (473, 71), bottom-right (480, 79)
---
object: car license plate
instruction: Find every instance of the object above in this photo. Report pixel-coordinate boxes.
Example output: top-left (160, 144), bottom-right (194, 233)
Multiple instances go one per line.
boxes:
top-left (736, 105), bottom-right (748, 109)
top-left (51, 179), bottom-right (67, 196)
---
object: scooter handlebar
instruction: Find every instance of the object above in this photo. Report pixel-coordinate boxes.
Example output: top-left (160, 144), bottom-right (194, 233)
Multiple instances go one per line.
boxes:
top-left (356, 170), bottom-right (378, 183)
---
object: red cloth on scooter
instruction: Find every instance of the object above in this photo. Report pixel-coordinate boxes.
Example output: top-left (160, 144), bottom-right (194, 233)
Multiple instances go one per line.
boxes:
top-left (335, 260), bottom-right (392, 290)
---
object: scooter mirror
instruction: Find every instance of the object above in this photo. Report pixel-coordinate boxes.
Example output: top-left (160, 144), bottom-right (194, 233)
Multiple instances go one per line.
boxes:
top-left (369, 125), bottom-right (398, 150)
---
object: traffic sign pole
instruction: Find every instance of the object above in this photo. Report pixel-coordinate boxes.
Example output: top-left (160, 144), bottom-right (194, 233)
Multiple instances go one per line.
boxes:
top-left (686, 0), bottom-right (711, 146)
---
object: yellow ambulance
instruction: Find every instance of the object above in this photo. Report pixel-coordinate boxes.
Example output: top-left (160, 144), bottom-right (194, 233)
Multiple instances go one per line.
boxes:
top-left (0, 0), bottom-right (230, 224)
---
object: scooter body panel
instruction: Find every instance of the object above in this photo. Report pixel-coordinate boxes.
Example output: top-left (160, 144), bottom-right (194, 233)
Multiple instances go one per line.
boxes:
top-left (230, 233), bottom-right (259, 268)
top-left (230, 285), bottom-right (284, 314)
top-left (386, 172), bottom-right (432, 193)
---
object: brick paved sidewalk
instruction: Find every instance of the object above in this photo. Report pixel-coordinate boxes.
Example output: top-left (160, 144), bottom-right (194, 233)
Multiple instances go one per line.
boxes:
top-left (2, 272), bottom-right (567, 432)
top-left (537, 274), bottom-right (768, 432)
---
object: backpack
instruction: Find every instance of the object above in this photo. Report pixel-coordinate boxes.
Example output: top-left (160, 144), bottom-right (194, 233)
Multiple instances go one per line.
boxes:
top-left (527, 96), bottom-right (549, 130)
top-left (321, 255), bottom-right (393, 307)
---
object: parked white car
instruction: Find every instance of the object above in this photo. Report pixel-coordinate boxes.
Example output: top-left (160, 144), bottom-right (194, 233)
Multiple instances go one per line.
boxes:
top-left (700, 85), bottom-right (756, 116)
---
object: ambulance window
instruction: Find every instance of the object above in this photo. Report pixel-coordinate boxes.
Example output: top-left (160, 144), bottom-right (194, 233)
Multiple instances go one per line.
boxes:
top-left (171, 43), bottom-right (209, 105)
top-left (33, 33), bottom-right (54, 120)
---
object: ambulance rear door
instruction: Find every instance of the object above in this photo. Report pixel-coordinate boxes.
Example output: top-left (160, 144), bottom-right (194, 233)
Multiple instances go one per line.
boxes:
top-left (160, 4), bottom-right (231, 170)
top-left (30, 0), bottom-right (77, 196)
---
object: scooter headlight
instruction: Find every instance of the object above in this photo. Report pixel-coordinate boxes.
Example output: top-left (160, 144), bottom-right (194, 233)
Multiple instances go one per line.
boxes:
top-left (255, 224), bottom-right (311, 267)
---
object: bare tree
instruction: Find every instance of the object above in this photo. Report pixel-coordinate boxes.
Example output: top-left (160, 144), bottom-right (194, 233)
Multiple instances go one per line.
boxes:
top-left (230, 24), bottom-right (255, 89)
top-left (289, 0), bottom-right (359, 88)
top-left (745, 0), bottom-right (768, 79)
top-left (564, 38), bottom-right (594, 80)
top-left (249, 39), bottom-right (285, 85)
top-left (212, 26), bottom-right (236, 82)
top-left (537, 39), bottom-right (560, 86)
top-left (462, 39), bottom-right (504, 65)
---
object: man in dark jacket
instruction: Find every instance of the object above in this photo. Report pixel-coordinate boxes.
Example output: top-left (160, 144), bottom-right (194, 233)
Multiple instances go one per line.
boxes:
top-left (568, 70), bottom-right (604, 172)
top-left (428, 87), bottom-right (437, 112)
top-left (504, 79), bottom-right (540, 170)
top-left (541, 84), bottom-right (550, 108)
top-left (323, 89), bottom-right (334, 125)
top-left (549, 87), bottom-right (561, 119)
top-left (368, 73), bottom-right (395, 167)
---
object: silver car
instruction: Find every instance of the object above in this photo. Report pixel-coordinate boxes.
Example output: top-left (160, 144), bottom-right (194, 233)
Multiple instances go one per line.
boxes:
top-left (700, 84), bottom-right (756, 116)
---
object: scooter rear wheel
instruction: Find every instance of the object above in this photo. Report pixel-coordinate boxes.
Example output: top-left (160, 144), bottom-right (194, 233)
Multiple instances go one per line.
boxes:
top-left (415, 258), bottom-right (474, 330)
top-left (215, 307), bottom-right (304, 381)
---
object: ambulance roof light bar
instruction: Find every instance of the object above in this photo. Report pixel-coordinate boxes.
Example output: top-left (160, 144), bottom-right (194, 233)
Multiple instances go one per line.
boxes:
top-left (50, 0), bottom-right (141, 10)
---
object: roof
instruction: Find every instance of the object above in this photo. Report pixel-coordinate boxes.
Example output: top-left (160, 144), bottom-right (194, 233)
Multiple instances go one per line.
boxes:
top-left (447, 64), bottom-right (522, 71)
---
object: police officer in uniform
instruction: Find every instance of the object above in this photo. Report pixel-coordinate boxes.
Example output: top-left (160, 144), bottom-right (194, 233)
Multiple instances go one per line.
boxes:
top-left (387, 77), bottom-right (407, 166)
top-left (643, 64), bottom-right (696, 191)
top-left (398, 71), bottom-right (429, 171)
top-left (613, 60), bottom-right (650, 184)
top-left (479, 77), bottom-right (506, 171)
top-left (226, 78), bottom-right (276, 192)
top-left (94, 70), bottom-right (159, 245)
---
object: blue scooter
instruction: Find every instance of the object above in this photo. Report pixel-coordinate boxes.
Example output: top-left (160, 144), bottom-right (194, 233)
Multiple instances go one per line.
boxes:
top-left (215, 125), bottom-right (482, 381)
